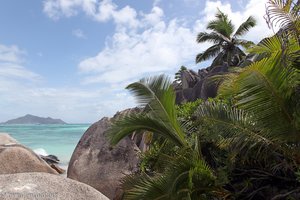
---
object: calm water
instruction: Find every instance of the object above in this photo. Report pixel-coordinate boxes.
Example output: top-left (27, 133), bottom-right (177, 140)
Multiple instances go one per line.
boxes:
top-left (0, 124), bottom-right (90, 167)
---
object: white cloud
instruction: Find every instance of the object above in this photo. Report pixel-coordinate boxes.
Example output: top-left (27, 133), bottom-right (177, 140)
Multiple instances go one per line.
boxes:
top-left (78, 0), bottom-right (274, 86)
top-left (0, 44), bottom-right (25, 64)
top-left (43, 0), bottom-right (139, 28)
top-left (79, 18), bottom-right (200, 85)
top-left (0, 63), bottom-right (41, 81)
top-left (72, 29), bottom-right (87, 39)
top-left (0, 44), bottom-right (41, 81)
top-left (141, 6), bottom-right (164, 26)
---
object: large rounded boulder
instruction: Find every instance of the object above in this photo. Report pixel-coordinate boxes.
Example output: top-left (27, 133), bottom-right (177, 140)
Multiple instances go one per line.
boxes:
top-left (0, 143), bottom-right (58, 174)
top-left (0, 172), bottom-right (108, 200)
top-left (67, 108), bottom-right (141, 199)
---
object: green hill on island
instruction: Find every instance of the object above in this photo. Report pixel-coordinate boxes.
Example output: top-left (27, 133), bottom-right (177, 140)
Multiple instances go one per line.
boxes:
top-left (2, 114), bottom-right (66, 124)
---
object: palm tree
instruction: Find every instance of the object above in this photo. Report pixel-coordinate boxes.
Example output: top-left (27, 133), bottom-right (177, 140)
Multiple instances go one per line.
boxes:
top-left (174, 65), bottom-right (187, 86)
top-left (196, 9), bottom-right (256, 67)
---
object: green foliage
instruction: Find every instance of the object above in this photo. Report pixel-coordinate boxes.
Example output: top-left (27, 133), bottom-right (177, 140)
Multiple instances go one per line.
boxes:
top-left (122, 150), bottom-right (223, 200)
top-left (107, 75), bottom-right (227, 199)
top-left (139, 141), bottom-right (177, 174)
top-left (176, 99), bottom-right (203, 121)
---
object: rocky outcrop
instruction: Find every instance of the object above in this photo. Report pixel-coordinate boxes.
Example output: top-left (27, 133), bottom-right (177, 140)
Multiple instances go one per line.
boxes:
top-left (67, 108), bottom-right (141, 199)
top-left (0, 172), bottom-right (109, 200)
top-left (0, 136), bottom-right (58, 174)
top-left (174, 63), bottom-right (229, 103)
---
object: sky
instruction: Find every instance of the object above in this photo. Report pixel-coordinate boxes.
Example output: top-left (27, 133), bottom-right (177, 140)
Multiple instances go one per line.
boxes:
top-left (0, 0), bottom-right (275, 123)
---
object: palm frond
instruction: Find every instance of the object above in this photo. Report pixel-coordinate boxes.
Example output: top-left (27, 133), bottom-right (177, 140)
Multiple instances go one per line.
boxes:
top-left (207, 10), bottom-right (235, 38)
top-left (234, 16), bottom-right (257, 37)
top-left (122, 173), bottom-right (169, 200)
top-left (122, 150), bottom-right (219, 200)
top-left (126, 75), bottom-right (186, 144)
top-left (248, 35), bottom-right (283, 59)
top-left (231, 58), bottom-right (299, 137)
top-left (196, 44), bottom-right (222, 63)
top-left (107, 113), bottom-right (186, 147)
top-left (265, 0), bottom-right (300, 38)
top-left (194, 101), bottom-right (282, 158)
top-left (235, 39), bottom-right (255, 49)
top-left (196, 32), bottom-right (227, 44)
top-left (217, 68), bottom-right (243, 99)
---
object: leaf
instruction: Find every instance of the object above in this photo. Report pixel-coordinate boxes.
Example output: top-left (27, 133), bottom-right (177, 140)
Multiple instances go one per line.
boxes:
top-left (234, 16), bottom-right (257, 37)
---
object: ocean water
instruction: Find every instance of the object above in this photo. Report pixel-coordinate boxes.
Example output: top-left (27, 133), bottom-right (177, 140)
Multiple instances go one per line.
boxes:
top-left (0, 124), bottom-right (90, 168)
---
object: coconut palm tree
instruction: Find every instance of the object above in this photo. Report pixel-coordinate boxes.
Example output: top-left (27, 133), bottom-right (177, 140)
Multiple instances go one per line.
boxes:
top-left (196, 9), bottom-right (256, 67)
top-left (174, 65), bottom-right (187, 86)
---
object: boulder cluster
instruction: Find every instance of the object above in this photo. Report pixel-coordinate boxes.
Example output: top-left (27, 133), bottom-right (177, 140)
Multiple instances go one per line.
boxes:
top-left (174, 64), bottom-right (229, 103)
top-left (0, 133), bottom-right (109, 200)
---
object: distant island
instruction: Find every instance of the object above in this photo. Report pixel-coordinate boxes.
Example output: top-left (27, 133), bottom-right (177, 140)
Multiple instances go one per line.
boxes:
top-left (2, 114), bottom-right (66, 124)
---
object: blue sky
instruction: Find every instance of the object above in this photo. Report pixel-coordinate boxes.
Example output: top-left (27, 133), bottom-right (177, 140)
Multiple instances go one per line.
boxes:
top-left (0, 0), bottom-right (274, 123)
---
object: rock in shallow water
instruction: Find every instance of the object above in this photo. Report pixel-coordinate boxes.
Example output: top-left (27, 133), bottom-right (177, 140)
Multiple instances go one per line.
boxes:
top-left (0, 172), bottom-right (109, 200)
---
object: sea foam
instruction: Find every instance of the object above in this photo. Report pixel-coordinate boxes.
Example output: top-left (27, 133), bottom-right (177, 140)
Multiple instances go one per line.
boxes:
top-left (33, 148), bottom-right (48, 156)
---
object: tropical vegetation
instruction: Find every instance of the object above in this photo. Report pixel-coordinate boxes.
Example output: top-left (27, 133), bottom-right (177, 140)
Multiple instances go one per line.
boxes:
top-left (107, 1), bottom-right (300, 199)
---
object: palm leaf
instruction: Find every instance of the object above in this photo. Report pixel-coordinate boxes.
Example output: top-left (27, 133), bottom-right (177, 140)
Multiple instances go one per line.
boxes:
top-left (216, 68), bottom-right (243, 99)
top-left (194, 101), bottom-right (283, 158)
top-left (196, 32), bottom-right (225, 44)
top-left (122, 150), bottom-right (218, 200)
top-left (108, 75), bottom-right (188, 147)
top-left (248, 35), bottom-right (283, 58)
top-left (235, 39), bottom-right (255, 49)
top-left (196, 44), bottom-right (222, 63)
top-left (122, 173), bottom-right (169, 200)
top-left (108, 114), bottom-right (186, 147)
top-left (126, 75), bottom-right (186, 143)
top-left (265, 0), bottom-right (300, 38)
top-left (230, 58), bottom-right (299, 138)
top-left (207, 9), bottom-right (235, 38)
top-left (233, 16), bottom-right (257, 37)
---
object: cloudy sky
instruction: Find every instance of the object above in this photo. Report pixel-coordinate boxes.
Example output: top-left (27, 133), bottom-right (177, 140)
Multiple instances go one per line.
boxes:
top-left (0, 0), bottom-right (275, 123)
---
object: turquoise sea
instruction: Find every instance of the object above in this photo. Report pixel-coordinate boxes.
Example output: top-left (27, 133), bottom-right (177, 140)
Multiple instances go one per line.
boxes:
top-left (0, 124), bottom-right (90, 169)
